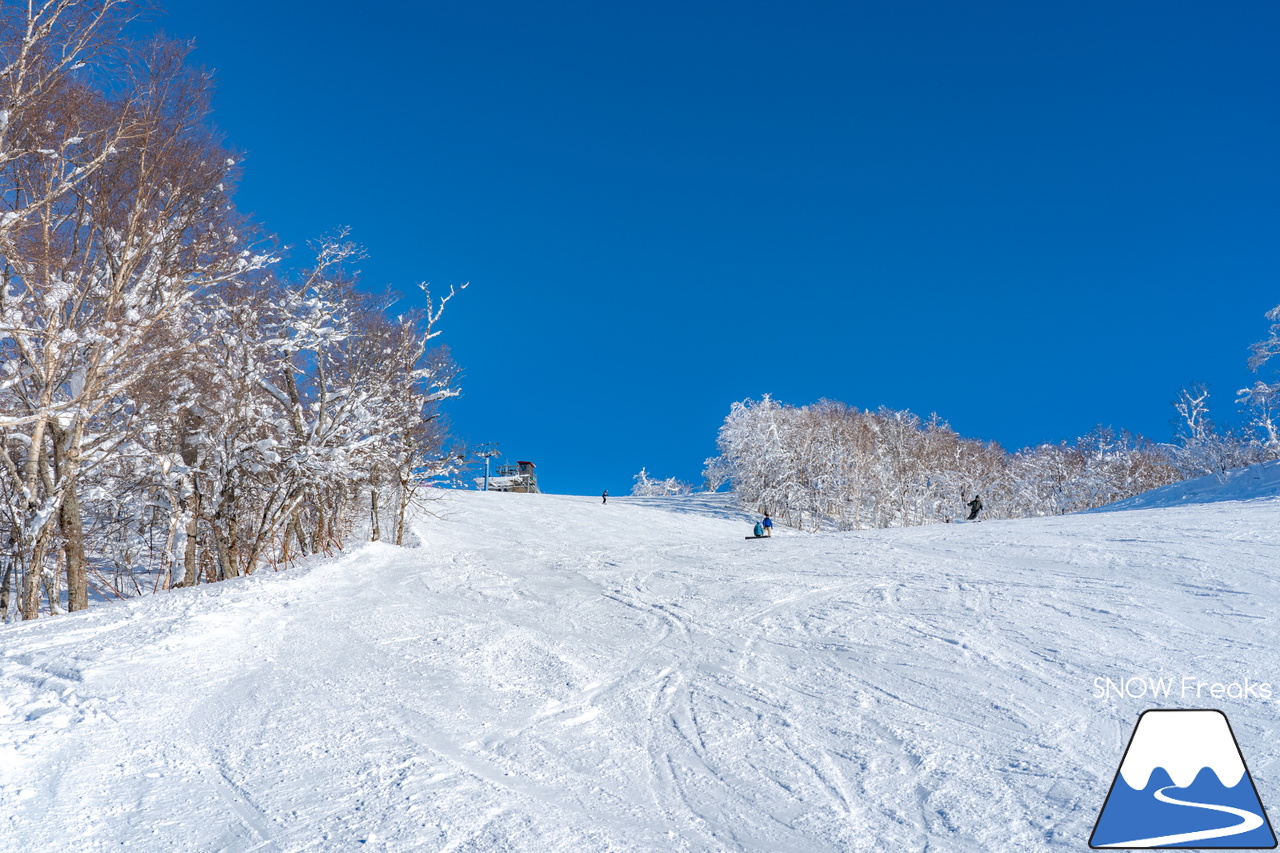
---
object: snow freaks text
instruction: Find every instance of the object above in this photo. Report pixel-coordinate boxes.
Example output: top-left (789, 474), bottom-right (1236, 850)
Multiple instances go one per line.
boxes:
top-left (1092, 676), bottom-right (1273, 701)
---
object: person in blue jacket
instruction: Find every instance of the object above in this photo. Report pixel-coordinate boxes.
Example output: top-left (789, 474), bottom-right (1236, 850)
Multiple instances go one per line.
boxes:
top-left (753, 521), bottom-right (764, 537)
top-left (762, 514), bottom-right (773, 537)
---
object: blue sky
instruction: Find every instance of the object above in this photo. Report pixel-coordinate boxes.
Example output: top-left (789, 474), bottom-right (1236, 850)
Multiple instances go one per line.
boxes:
top-left (156, 1), bottom-right (1279, 496)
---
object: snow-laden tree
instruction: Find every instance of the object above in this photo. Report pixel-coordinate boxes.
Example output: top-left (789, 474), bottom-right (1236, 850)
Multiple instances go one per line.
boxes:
top-left (0, 36), bottom-right (271, 618)
top-left (1169, 384), bottom-right (1262, 483)
top-left (631, 468), bottom-right (692, 497)
top-left (706, 396), bottom-right (1179, 532)
top-left (158, 237), bottom-right (464, 585)
top-left (0, 0), bottom-right (143, 234)
top-left (1239, 303), bottom-right (1280, 455)
top-left (0, 0), bottom-right (144, 617)
top-left (702, 454), bottom-right (731, 493)
top-left (0, 13), bottom-right (466, 620)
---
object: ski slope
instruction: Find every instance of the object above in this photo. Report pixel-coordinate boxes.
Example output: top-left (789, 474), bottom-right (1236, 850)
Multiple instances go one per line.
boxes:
top-left (2, 483), bottom-right (1278, 851)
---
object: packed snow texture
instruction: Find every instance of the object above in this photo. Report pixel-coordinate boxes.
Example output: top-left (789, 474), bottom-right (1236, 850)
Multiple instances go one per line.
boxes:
top-left (2, 479), bottom-right (1278, 851)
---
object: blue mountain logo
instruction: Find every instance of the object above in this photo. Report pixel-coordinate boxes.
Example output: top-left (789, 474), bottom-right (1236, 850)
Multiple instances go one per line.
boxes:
top-left (1091, 709), bottom-right (1276, 848)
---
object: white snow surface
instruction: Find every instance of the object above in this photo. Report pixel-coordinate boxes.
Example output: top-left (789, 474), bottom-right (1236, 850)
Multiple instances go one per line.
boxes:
top-left (2, 483), bottom-right (1280, 851)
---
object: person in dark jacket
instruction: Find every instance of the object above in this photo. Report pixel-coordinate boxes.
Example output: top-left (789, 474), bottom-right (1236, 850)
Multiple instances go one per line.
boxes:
top-left (966, 494), bottom-right (983, 521)
top-left (602, 489), bottom-right (608, 505)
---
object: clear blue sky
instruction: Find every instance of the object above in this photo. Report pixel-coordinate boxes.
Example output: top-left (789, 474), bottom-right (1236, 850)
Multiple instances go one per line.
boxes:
top-left (156, 1), bottom-right (1279, 496)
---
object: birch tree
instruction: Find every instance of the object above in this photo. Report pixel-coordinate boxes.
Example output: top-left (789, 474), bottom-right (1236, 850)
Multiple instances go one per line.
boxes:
top-left (0, 4), bottom-right (466, 620)
top-left (0, 33), bottom-right (268, 618)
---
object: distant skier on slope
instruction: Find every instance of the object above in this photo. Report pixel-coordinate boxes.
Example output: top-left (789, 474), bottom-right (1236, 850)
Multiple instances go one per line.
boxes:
top-left (602, 489), bottom-right (608, 505)
top-left (762, 514), bottom-right (773, 537)
top-left (966, 494), bottom-right (983, 521)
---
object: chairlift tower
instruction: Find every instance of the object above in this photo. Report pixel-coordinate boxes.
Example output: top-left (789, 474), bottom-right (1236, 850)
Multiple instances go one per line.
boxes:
top-left (475, 443), bottom-right (501, 491)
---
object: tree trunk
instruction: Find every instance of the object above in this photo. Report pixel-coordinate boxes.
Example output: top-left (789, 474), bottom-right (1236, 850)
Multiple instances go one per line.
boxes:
top-left (212, 523), bottom-right (236, 581)
top-left (226, 514), bottom-right (240, 578)
top-left (214, 479), bottom-right (240, 579)
top-left (180, 486), bottom-right (201, 588)
top-left (0, 556), bottom-right (11, 620)
top-left (312, 501), bottom-right (328, 553)
top-left (292, 509), bottom-right (309, 556)
top-left (370, 488), bottom-right (381, 541)
top-left (20, 526), bottom-right (54, 620)
top-left (42, 570), bottom-right (58, 616)
top-left (281, 514), bottom-right (293, 563)
top-left (60, 483), bottom-right (88, 611)
top-left (394, 474), bottom-right (411, 547)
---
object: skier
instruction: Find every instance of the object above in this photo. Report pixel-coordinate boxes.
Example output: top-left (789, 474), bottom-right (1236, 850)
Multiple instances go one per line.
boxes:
top-left (762, 514), bottom-right (773, 537)
top-left (966, 494), bottom-right (983, 521)
top-left (602, 489), bottom-right (608, 505)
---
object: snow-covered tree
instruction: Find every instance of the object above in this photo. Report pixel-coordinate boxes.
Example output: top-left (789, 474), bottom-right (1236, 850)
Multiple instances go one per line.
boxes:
top-left (1239, 302), bottom-right (1280, 456)
top-left (1170, 384), bottom-right (1261, 483)
top-left (631, 468), bottom-right (693, 497)
top-left (706, 396), bottom-right (1179, 532)
top-left (0, 13), bottom-right (465, 620)
top-left (0, 34), bottom-right (271, 618)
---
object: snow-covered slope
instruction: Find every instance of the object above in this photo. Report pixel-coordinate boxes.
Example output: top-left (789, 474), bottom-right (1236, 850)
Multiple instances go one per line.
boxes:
top-left (1095, 458), bottom-right (1280, 511)
top-left (2, 487), bottom-right (1278, 851)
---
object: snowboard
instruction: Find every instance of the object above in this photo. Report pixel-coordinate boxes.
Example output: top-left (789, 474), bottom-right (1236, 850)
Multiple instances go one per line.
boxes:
top-left (745, 535), bottom-right (767, 539)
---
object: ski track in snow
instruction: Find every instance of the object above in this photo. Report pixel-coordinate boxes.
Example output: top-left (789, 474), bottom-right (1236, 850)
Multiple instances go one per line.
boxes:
top-left (1, 489), bottom-right (1278, 851)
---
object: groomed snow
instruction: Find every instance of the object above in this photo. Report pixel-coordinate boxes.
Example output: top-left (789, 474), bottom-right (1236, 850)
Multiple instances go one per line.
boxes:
top-left (2, 483), bottom-right (1278, 851)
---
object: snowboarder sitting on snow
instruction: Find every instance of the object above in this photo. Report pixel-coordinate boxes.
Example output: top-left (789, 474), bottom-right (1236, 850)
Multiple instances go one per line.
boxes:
top-left (753, 521), bottom-right (764, 537)
top-left (966, 494), bottom-right (983, 521)
top-left (762, 514), bottom-right (773, 537)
